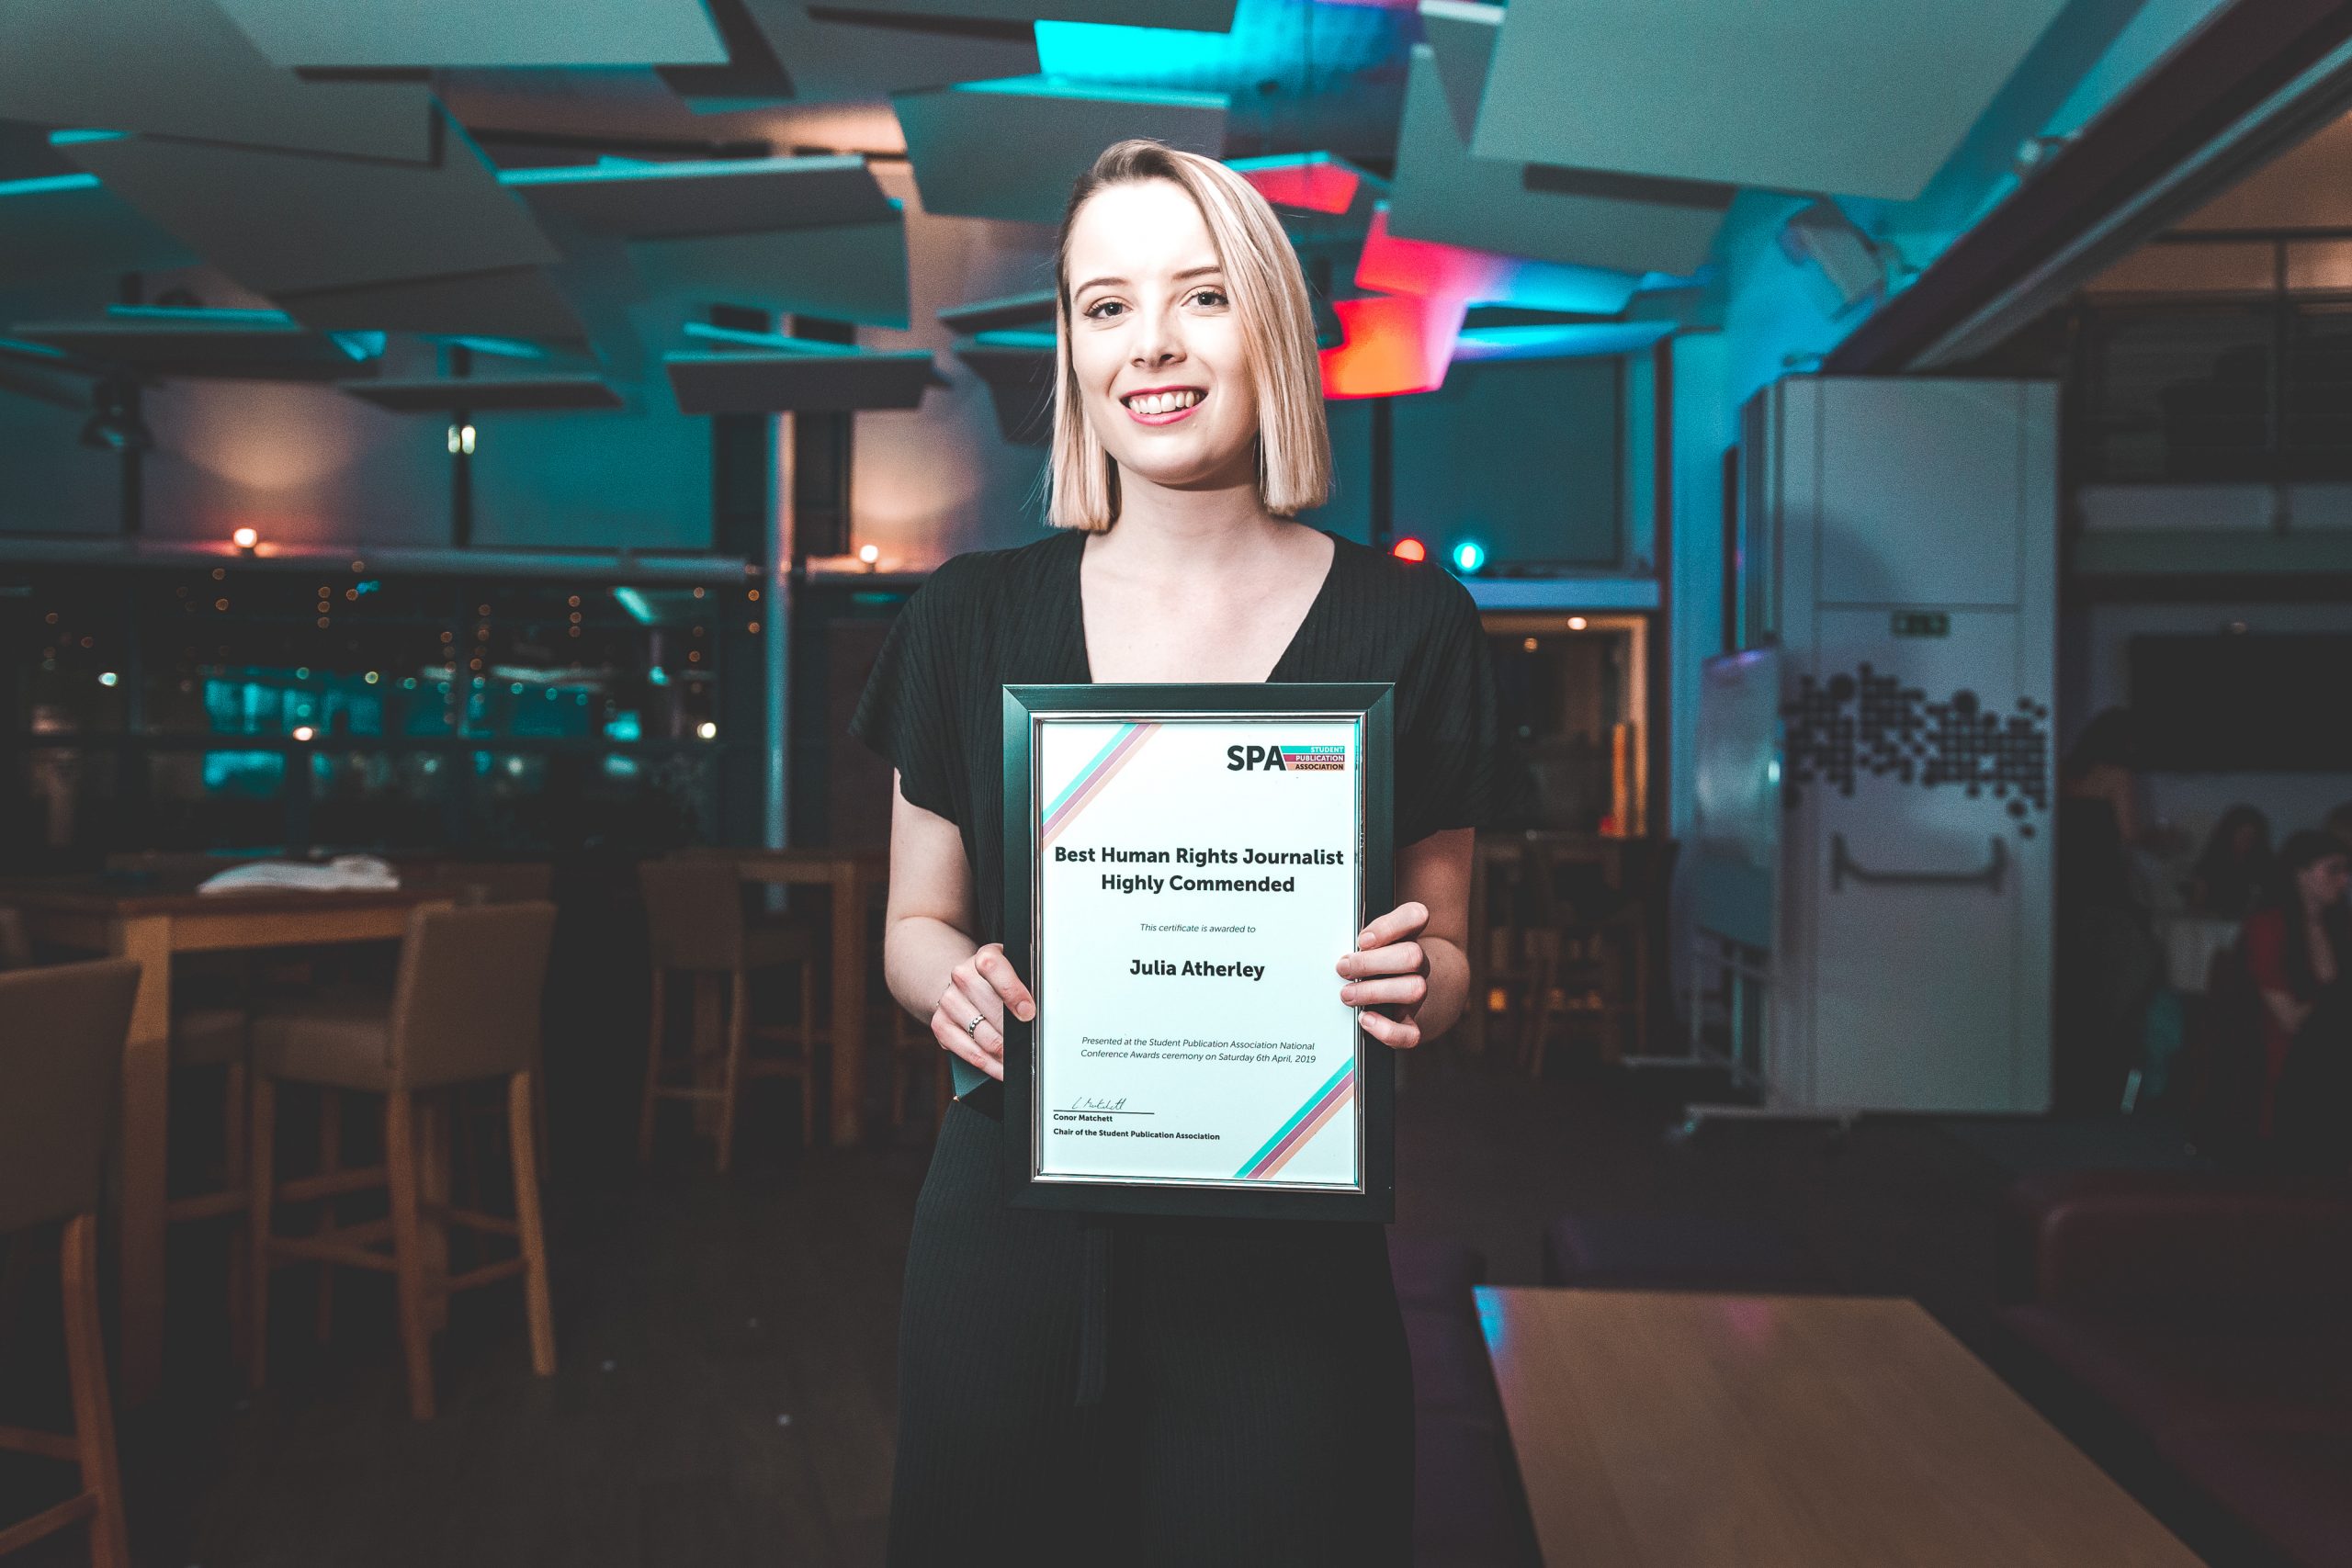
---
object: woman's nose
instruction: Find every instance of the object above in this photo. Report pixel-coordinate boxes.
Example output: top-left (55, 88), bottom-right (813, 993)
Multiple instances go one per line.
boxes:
top-left (1131, 302), bottom-right (1184, 367)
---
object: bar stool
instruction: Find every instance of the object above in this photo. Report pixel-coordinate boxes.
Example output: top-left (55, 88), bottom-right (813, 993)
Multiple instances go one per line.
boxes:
top-left (637, 859), bottom-right (824, 1172)
top-left (245, 902), bottom-right (557, 1422)
top-left (0, 958), bottom-right (139, 1568)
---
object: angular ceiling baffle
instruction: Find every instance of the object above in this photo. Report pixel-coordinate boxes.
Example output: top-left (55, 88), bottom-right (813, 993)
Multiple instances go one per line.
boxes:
top-left (1450, 320), bottom-right (1674, 362)
top-left (1470, 0), bottom-right (2074, 202)
top-left (893, 80), bottom-right (1229, 224)
top-left (664, 339), bottom-right (943, 413)
top-left (0, 0), bottom-right (438, 163)
top-left (9, 306), bottom-right (384, 380)
top-left (1418, 0), bottom-right (1501, 143)
top-left (503, 155), bottom-right (897, 242)
top-left (1389, 42), bottom-right (1730, 277)
top-left (937, 291), bottom-right (1058, 334)
top-left (214, 0), bottom-right (730, 68)
top-left (1319, 294), bottom-right (1467, 399)
top-left (339, 376), bottom-right (625, 412)
top-left (628, 214), bottom-right (914, 331)
top-left (54, 122), bottom-right (560, 298)
top-left (954, 331), bottom-right (1057, 445)
top-left (737, 0), bottom-right (1041, 102)
top-left (269, 267), bottom-right (592, 345)
top-left (0, 173), bottom-right (194, 288)
top-left (1354, 207), bottom-right (1645, 317)
top-left (859, 0), bottom-right (1236, 26)
top-left (1228, 152), bottom-right (1385, 216)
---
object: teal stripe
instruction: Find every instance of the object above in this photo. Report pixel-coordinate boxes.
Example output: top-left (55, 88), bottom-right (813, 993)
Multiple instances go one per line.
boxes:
top-left (1234, 1059), bottom-right (1353, 1179)
top-left (1041, 724), bottom-right (1135, 824)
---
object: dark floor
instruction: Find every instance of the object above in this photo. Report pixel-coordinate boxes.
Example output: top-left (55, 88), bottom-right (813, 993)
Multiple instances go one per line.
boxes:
top-left (0, 1043), bottom-right (2215, 1568)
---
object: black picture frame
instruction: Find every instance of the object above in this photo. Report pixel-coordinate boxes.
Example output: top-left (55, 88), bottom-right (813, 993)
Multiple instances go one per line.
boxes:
top-left (1000, 682), bottom-right (1396, 1223)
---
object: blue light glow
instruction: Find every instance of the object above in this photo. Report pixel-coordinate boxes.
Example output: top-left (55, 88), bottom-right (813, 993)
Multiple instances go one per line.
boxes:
top-left (0, 172), bottom-right (101, 200)
top-left (1035, 0), bottom-right (1408, 95)
top-left (613, 586), bottom-right (656, 625)
top-left (1452, 540), bottom-right (1487, 573)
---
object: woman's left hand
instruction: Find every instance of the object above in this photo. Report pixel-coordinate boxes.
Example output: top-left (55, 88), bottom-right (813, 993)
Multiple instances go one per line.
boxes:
top-left (1337, 900), bottom-right (1431, 1050)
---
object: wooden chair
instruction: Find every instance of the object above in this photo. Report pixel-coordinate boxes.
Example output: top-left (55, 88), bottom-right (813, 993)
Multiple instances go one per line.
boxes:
top-left (889, 1002), bottom-right (953, 1133)
top-left (637, 859), bottom-right (824, 1172)
top-left (245, 903), bottom-right (558, 1422)
top-left (0, 958), bottom-right (139, 1568)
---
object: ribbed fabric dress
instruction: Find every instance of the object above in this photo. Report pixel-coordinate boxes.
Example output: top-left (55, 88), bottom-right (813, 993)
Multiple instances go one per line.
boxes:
top-left (851, 526), bottom-right (1498, 1566)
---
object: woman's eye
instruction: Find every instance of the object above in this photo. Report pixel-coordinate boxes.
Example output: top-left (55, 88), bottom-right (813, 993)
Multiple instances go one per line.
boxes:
top-left (1084, 299), bottom-right (1125, 320)
top-left (1191, 288), bottom-right (1228, 308)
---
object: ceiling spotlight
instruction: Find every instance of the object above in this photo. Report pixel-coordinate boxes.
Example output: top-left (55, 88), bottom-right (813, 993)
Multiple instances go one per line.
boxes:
top-left (291, 725), bottom-right (315, 742)
top-left (232, 526), bottom-right (260, 553)
top-left (858, 544), bottom-right (881, 569)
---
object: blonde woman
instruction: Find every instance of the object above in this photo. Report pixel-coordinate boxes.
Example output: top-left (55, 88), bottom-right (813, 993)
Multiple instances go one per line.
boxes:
top-left (853, 139), bottom-right (1496, 1563)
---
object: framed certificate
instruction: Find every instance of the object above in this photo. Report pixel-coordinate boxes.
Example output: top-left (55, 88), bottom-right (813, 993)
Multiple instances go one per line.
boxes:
top-left (1000, 682), bottom-right (1395, 1222)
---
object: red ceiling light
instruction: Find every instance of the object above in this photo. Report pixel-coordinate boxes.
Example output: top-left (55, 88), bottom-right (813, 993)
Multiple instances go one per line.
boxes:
top-left (1391, 537), bottom-right (1429, 563)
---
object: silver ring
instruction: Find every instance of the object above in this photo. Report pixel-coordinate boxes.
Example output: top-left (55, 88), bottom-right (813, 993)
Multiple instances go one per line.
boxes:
top-left (964, 1013), bottom-right (984, 1037)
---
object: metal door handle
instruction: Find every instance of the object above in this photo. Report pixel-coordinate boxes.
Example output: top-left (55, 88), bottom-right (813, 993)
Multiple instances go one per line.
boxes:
top-left (1830, 834), bottom-right (2006, 894)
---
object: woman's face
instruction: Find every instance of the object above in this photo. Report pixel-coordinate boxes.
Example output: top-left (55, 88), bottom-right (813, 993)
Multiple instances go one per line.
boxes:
top-left (2301, 853), bottom-right (2350, 909)
top-left (1063, 179), bottom-right (1261, 497)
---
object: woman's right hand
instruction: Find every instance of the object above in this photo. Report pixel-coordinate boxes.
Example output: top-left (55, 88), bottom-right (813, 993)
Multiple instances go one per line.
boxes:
top-left (930, 942), bottom-right (1035, 1082)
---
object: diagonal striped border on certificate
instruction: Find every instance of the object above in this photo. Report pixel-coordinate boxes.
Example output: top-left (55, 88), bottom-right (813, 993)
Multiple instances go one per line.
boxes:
top-left (1235, 1058), bottom-right (1356, 1181)
top-left (1039, 721), bottom-right (1159, 847)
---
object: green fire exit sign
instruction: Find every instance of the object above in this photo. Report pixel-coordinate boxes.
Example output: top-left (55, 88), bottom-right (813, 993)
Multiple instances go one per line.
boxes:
top-left (1891, 612), bottom-right (1951, 637)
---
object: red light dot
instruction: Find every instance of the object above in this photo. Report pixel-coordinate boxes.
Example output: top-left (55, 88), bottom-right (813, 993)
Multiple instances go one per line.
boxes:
top-left (1392, 538), bottom-right (1428, 563)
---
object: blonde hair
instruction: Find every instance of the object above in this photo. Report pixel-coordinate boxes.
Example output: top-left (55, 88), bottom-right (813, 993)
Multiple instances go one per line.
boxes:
top-left (1047, 140), bottom-right (1331, 532)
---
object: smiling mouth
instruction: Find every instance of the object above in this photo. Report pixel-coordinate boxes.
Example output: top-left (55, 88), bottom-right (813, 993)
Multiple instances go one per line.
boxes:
top-left (1121, 388), bottom-right (1205, 421)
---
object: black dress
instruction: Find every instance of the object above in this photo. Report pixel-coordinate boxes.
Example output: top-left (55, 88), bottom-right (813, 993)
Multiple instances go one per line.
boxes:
top-left (851, 527), bottom-right (1497, 1567)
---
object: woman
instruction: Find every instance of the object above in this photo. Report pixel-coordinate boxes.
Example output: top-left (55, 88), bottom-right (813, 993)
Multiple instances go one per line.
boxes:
top-left (2240, 829), bottom-right (2351, 1139)
top-left (851, 141), bottom-right (1494, 1563)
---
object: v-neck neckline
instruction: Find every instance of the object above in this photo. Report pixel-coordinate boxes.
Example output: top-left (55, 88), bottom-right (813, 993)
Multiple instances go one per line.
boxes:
top-left (1064, 526), bottom-right (1343, 686)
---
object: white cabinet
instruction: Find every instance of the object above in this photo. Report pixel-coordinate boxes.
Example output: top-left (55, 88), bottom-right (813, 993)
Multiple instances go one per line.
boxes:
top-left (1746, 377), bottom-right (2056, 1114)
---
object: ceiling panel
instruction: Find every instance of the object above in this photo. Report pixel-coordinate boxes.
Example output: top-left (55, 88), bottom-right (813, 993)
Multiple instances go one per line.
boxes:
top-left (894, 80), bottom-right (1228, 223)
top-left (0, 174), bottom-right (195, 288)
top-left (739, 0), bottom-right (1039, 102)
top-left (1419, 0), bottom-right (1502, 143)
top-left (58, 125), bottom-right (561, 297)
top-left (664, 348), bottom-right (937, 412)
top-left (842, 0), bottom-right (1235, 27)
top-left (274, 267), bottom-right (591, 345)
top-left (0, 0), bottom-right (437, 163)
top-left (1471, 0), bottom-right (2071, 201)
top-left (341, 376), bottom-right (623, 412)
top-left (216, 0), bottom-right (729, 68)
top-left (628, 219), bottom-right (912, 329)
top-left (505, 154), bottom-right (895, 240)
top-left (1390, 47), bottom-right (1727, 276)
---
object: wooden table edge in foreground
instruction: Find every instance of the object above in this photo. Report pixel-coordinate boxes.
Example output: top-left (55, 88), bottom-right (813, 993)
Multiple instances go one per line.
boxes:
top-left (1475, 1286), bottom-right (2202, 1568)
top-left (6, 884), bottom-right (457, 1407)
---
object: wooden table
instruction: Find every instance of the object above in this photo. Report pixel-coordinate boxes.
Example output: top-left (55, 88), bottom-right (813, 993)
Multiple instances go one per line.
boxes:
top-left (3, 879), bottom-right (456, 1405)
top-left (1477, 1288), bottom-right (2201, 1567)
top-left (734, 850), bottom-right (888, 1147)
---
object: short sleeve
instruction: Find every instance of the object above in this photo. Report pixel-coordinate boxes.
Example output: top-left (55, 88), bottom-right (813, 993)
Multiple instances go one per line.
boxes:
top-left (1396, 577), bottom-right (1498, 845)
top-left (848, 557), bottom-right (970, 826)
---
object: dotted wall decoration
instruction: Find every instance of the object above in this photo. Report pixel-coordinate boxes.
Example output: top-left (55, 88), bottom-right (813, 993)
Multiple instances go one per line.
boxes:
top-left (1783, 665), bottom-right (2052, 829)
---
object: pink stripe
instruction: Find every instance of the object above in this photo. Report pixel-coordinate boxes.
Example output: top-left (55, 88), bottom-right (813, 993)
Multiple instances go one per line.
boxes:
top-left (1254, 1079), bottom-right (1355, 1180)
top-left (1040, 724), bottom-right (1156, 844)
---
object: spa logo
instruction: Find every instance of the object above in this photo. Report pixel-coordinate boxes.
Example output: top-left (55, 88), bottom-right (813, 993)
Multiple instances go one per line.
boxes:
top-left (1225, 744), bottom-right (1346, 773)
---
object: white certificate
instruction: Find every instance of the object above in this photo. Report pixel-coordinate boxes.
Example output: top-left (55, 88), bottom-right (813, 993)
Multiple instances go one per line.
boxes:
top-left (1002, 685), bottom-right (1395, 1221)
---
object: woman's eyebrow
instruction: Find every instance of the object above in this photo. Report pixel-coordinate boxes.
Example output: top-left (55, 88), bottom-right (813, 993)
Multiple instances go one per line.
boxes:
top-left (1071, 264), bottom-right (1225, 295)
